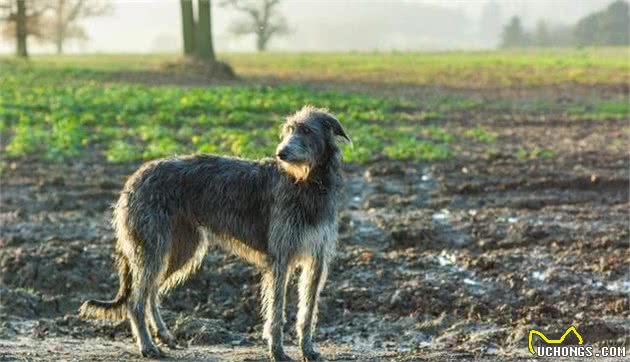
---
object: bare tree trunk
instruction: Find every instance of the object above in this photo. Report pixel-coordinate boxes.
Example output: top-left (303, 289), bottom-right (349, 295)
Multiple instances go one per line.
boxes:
top-left (55, 0), bottom-right (65, 54)
top-left (180, 0), bottom-right (195, 56)
top-left (257, 36), bottom-right (265, 52)
top-left (256, 31), bottom-right (268, 52)
top-left (195, 0), bottom-right (215, 61)
top-left (56, 38), bottom-right (63, 54)
top-left (206, 0), bottom-right (215, 58)
top-left (16, 0), bottom-right (28, 57)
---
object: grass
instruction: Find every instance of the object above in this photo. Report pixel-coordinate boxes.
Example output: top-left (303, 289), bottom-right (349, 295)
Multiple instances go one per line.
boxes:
top-left (1, 49), bottom-right (627, 164)
top-left (0, 62), bottom-right (459, 163)
top-left (3, 47), bottom-right (628, 87)
top-left (224, 48), bottom-right (630, 87)
top-left (567, 99), bottom-right (630, 120)
top-left (464, 126), bottom-right (498, 143)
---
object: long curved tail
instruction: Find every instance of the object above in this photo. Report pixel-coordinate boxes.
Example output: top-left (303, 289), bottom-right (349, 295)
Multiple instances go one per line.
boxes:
top-left (79, 256), bottom-right (132, 321)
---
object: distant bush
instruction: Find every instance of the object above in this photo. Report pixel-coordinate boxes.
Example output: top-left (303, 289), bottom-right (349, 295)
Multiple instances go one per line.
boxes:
top-left (500, 16), bottom-right (528, 48)
top-left (500, 0), bottom-right (629, 48)
top-left (574, 0), bottom-right (629, 46)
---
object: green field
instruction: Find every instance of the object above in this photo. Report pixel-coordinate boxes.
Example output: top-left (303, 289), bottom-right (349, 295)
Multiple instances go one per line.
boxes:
top-left (1, 49), bottom-right (628, 165)
top-left (0, 64), bottom-right (433, 163)
top-left (5, 48), bottom-right (629, 86)
top-left (225, 48), bottom-right (630, 87)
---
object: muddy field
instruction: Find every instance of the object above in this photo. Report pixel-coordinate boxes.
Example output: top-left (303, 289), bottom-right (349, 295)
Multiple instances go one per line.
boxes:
top-left (1, 83), bottom-right (629, 361)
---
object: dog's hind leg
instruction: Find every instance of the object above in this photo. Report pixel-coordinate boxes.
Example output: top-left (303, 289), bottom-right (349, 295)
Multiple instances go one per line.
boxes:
top-left (261, 260), bottom-right (293, 362)
top-left (297, 257), bottom-right (328, 362)
top-left (146, 220), bottom-right (204, 351)
top-left (127, 234), bottom-right (169, 358)
top-left (147, 292), bottom-right (178, 349)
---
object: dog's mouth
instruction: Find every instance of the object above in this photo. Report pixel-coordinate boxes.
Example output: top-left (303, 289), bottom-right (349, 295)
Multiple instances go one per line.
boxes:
top-left (278, 159), bottom-right (311, 183)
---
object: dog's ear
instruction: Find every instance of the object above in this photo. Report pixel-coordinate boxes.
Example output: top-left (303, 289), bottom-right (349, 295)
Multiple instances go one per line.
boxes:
top-left (324, 115), bottom-right (352, 145)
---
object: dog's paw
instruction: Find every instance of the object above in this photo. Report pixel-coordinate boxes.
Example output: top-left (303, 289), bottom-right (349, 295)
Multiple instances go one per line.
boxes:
top-left (269, 350), bottom-right (294, 361)
top-left (140, 344), bottom-right (165, 359)
top-left (301, 348), bottom-right (322, 361)
top-left (157, 331), bottom-right (181, 349)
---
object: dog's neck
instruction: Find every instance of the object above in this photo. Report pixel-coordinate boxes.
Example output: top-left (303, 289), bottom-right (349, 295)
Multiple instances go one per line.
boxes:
top-left (306, 150), bottom-right (343, 193)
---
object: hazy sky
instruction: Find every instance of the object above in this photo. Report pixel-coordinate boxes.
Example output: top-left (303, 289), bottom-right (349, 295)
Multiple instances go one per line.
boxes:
top-left (0, 0), bottom-right (611, 53)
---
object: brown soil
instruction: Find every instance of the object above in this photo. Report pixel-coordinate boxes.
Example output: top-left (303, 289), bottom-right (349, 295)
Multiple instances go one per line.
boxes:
top-left (0, 83), bottom-right (628, 361)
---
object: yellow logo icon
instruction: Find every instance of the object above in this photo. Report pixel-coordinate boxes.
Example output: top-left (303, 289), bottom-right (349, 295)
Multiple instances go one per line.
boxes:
top-left (528, 326), bottom-right (584, 355)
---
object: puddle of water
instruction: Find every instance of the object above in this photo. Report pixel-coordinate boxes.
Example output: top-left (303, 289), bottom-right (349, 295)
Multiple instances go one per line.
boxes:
top-left (463, 278), bottom-right (481, 286)
top-left (416, 169), bottom-right (437, 206)
top-left (496, 216), bottom-right (518, 224)
top-left (341, 334), bottom-right (376, 351)
top-left (346, 173), bottom-right (374, 209)
top-left (432, 209), bottom-right (450, 222)
top-left (485, 347), bottom-right (499, 355)
top-left (436, 252), bottom-right (458, 268)
top-left (464, 278), bottom-right (486, 296)
top-left (348, 211), bottom-right (387, 239)
top-left (590, 280), bottom-right (604, 289)
top-left (398, 265), bottom-right (422, 276)
top-left (532, 270), bottom-right (546, 281)
top-left (606, 280), bottom-right (630, 293)
top-left (434, 252), bottom-right (490, 295)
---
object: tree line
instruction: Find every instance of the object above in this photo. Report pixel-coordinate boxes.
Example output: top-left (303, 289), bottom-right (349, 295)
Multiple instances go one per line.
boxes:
top-left (501, 0), bottom-right (629, 48)
top-left (2, 0), bottom-right (627, 57)
top-left (0, 0), bottom-right (111, 57)
top-left (1, 0), bottom-right (289, 58)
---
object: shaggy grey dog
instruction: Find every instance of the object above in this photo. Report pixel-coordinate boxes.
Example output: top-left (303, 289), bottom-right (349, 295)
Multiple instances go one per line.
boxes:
top-left (80, 106), bottom-right (351, 361)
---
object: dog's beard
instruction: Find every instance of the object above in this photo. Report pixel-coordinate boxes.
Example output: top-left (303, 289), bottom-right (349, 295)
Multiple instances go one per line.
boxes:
top-left (279, 160), bottom-right (311, 183)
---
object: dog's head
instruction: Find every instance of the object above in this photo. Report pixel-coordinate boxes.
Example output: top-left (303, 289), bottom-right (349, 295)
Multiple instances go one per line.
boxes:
top-left (276, 106), bottom-right (351, 182)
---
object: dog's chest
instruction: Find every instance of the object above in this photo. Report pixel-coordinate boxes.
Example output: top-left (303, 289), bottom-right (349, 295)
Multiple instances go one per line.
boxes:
top-left (298, 220), bottom-right (337, 258)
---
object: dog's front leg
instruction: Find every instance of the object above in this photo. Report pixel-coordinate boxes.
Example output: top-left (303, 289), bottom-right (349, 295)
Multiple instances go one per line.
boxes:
top-left (262, 260), bottom-right (293, 361)
top-left (297, 257), bottom-right (327, 361)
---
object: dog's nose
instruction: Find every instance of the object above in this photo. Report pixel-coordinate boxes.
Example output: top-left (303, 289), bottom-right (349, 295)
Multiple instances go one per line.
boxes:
top-left (276, 150), bottom-right (289, 161)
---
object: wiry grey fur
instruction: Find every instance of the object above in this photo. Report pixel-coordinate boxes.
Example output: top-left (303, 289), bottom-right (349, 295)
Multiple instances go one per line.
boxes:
top-left (79, 106), bottom-right (351, 361)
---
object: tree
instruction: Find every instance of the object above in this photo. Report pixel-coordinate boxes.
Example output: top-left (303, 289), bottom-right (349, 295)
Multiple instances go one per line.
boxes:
top-left (0, 0), bottom-right (50, 57)
top-left (574, 13), bottom-right (600, 46)
top-left (196, 0), bottom-right (215, 60)
top-left (1, 0), bottom-right (109, 56)
top-left (601, 0), bottom-right (630, 45)
top-left (15, 0), bottom-right (26, 56)
top-left (180, 0), bottom-right (195, 56)
top-left (500, 16), bottom-right (527, 48)
top-left (222, 0), bottom-right (289, 52)
top-left (534, 19), bottom-right (550, 47)
top-left (575, 0), bottom-right (629, 46)
top-left (179, 0), bottom-right (215, 61)
top-left (46, 0), bottom-right (111, 54)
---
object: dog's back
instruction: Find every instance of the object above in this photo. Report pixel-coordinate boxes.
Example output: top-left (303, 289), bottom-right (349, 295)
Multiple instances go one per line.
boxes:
top-left (121, 155), bottom-right (276, 256)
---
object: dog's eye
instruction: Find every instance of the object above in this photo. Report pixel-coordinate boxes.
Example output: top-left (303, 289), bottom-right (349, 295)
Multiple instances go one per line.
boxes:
top-left (301, 127), bottom-right (311, 134)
